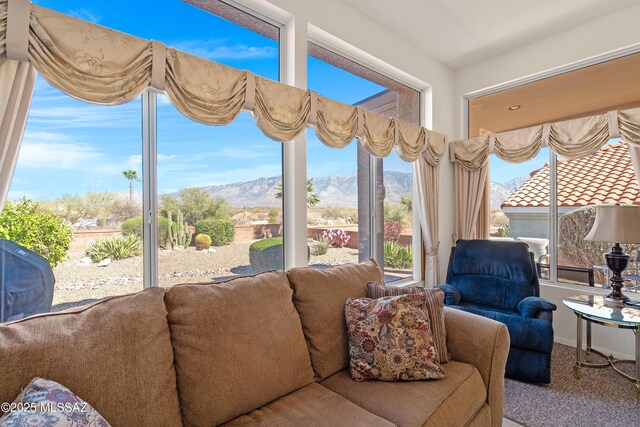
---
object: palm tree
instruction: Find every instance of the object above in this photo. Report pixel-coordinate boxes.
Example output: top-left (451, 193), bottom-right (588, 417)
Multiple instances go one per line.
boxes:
top-left (274, 179), bottom-right (320, 208)
top-left (122, 170), bottom-right (140, 203)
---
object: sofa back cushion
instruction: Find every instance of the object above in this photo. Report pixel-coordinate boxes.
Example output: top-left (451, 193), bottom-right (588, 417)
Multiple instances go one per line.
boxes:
top-left (0, 287), bottom-right (182, 427)
top-left (165, 271), bottom-right (314, 427)
top-left (449, 240), bottom-right (537, 310)
top-left (287, 259), bottom-right (384, 381)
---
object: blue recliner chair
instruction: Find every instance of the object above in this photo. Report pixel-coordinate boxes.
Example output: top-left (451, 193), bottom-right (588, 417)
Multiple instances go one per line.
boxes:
top-left (437, 239), bottom-right (557, 383)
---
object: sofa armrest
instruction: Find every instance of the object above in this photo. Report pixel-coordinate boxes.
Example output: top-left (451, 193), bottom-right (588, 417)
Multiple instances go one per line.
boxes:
top-left (444, 307), bottom-right (509, 427)
top-left (435, 284), bottom-right (462, 305)
top-left (517, 296), bottom-right (557, 320)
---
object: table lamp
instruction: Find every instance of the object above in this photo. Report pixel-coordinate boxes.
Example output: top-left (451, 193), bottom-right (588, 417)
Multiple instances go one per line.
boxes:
top-left (585, 205), bottom-right (640, 303)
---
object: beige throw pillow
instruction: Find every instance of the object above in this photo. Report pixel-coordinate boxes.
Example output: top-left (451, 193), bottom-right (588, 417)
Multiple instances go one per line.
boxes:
top-left (345, 293), bottom-right (445, 382)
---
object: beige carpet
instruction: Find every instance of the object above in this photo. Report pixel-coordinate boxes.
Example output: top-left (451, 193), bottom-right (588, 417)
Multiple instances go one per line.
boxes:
top-left (504, 343), bottom-right (640, 426)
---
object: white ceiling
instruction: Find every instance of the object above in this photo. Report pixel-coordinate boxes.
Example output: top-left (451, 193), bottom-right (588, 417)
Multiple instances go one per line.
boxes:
top-left (343, 0), bottom-right (640, 69)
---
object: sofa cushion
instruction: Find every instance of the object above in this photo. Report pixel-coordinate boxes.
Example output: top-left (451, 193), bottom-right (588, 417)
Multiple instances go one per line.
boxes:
top-left (222, 383), bottom-right (394, 427)
top-left (345, 294), bottom-right (444, 381)
top-left (165, 271), bottom-right (314, 426)
top-left (321, 361), bottom-right (486, 427)
top-left (0, 287), bottom-right (182, 427)
top-left (367, 282), bottom-right (450, 363)
top-left (287, 259), bottom-right (384, 380)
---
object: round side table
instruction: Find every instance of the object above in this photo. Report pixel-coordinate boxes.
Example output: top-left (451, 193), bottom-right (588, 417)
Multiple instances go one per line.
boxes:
top-left (563, 295), bottom-right (640, 399)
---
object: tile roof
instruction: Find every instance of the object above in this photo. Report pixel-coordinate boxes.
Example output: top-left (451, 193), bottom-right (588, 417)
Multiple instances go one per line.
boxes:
top-left (501, 142), bottom-right (640, 208)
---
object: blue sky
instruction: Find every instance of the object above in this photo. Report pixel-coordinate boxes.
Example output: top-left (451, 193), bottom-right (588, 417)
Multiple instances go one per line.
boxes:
top-left (491, 149), bottom-right (549, 184)
top-left (11, 0), bottom-right (414, 201)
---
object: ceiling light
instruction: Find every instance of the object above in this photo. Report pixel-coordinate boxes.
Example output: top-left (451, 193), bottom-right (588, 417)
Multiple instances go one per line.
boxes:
top-left (508, 105), bottom-right (521, 111)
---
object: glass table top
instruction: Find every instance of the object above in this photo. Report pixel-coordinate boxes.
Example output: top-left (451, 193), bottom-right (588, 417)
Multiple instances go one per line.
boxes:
top-left (563, 295), bottom-right (640, 325)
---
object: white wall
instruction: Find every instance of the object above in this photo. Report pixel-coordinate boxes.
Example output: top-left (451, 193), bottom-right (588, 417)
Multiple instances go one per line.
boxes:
top-left (454, 3), bottom-right (640, 357)
top-left (542, 284), bottom-right (635, 359)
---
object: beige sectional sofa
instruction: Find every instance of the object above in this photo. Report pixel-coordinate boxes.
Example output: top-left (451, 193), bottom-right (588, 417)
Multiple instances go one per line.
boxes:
top-left (0, 260), bottom-right (509, 426)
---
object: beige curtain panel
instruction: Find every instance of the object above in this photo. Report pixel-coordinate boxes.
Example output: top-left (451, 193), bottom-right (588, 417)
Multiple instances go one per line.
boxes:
top-left (416, 157), bottom-right (439, 286)
top-left (415, 132), bottom-right (447, 286)
top-left (0, 58), bottom-right (36, 211)
top-left (450, 105), bottom-right (640, 170)
top-left (0, 0), bottom-right (447, 161)
top-left (454, 163), bottom-right (489, 241)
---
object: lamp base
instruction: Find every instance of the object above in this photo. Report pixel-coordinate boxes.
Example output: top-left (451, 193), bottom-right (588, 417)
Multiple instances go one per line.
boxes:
top-left (603, 292), bottom-right (630, 304)
top-left (604, 243), bottom-right (631, 304)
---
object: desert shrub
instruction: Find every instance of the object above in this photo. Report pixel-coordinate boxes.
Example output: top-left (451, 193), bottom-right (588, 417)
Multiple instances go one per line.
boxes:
top-left (249, 237), bottom-right (284, 272)
top-left (322, 229), bottom-right (351, 248)
top-left (320, 207), bottom-right (358, 222)
top-left (0, 198), bottom-right (72, 266)
top-left (384, 203), bottom-right (409, 225)
top-left (312, 239), bottom-right (330, 255)
top-left (195, 218), bottom-right (235, 246)
top-left (250, 237), bottom-right (309, 271)
top-left (559, 205), bottom-right (638, 267)
top-left (85, 235), bottom-right (143, 262)
top-left (498, 223), bottom-right (510, 238)
top-left (120, 216), bottom-right (174, 248)
top-left (195, 233), bottom-right (212, 250)
top-left (267, 208), bottom-right (280, 224)
top-left (120, 217), bottom-right (143, 238)
top-left (384, 220), bottom-right (403, 242)
top-left (491, 209), bottom-right (509, 228)
top-left (160, 188), bottom-right (230, 224)
top-left (384, 241), bottom-right (413, 269)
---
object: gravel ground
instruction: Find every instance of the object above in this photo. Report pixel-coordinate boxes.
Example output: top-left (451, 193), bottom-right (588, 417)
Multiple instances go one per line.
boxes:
top-left (51, 240), bottom-right (361, 311)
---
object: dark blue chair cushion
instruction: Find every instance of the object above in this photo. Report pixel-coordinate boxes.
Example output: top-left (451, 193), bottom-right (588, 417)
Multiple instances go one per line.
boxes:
top-left (448, 240), bottom-right (539, 310)
top-left (449, 304), bottom-right (554, 354)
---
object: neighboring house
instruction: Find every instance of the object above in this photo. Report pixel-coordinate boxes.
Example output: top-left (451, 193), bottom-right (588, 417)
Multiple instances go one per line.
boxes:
top-left (502, 142), bottom-right (640, 239)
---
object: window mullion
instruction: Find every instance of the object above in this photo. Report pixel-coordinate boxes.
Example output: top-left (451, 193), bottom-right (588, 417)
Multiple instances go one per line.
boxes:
top-left (549, 151), bottom-right (558, 284)
top-left (142, 91), bottom-right (158, 287)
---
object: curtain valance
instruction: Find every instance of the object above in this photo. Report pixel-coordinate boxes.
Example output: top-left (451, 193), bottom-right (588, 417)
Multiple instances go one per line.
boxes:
top-left (0, 0), bottom-right (447, 162)
top-left (450, 105), bottom-right (640, 170)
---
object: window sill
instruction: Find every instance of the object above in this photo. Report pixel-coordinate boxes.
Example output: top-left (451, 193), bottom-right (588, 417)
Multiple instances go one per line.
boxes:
top-left (539, 279), bottom-right (628, 296)
top-left (384, 277), bottom-right (424, 288)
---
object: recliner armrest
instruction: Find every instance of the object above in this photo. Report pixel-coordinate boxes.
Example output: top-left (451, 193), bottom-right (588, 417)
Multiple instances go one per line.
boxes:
top-left (435, 284), bottom-right (462, 305)
top-left (517, 296), bottom-right (557, 320)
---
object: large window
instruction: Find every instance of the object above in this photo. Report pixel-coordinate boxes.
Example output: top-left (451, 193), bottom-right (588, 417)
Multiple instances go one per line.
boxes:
top-left (2, 0), bottom-right (431, 324)
top-left (491, 142), bottom-right (639, 293)
top-left (489, 149), bottom-right (550, 274)
top-left (152, 2), bottom-right (282, 285)
top-left (307, 43), bottom-right (420, 282)
top-left (474, 51), bottom-right (640, 293)
top-left (7, 78), bottom-right (143, 313)
top-left (2, 1), bottom-right (281, 320)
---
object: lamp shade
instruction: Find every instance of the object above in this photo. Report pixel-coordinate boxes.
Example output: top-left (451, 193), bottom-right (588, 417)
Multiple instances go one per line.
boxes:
top-left (584, 205), bottom-right (640, 244)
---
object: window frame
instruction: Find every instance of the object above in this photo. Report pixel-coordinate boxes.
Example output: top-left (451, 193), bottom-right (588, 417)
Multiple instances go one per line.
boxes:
top-left (141, 0), bottom-right (286, 286)
top-left (307, 27), bottom-right (431, 284)
top-left (464, 44), bottom-right (640, 292)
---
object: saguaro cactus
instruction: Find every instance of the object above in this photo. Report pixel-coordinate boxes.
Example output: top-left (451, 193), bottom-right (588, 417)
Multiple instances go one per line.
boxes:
top-left (167, 211), bottom-right (176, 249)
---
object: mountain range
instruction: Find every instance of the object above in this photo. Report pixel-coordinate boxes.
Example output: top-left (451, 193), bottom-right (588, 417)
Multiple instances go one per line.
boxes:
top-left (490, 176), bottom-right (529, 209)
top-left (164, 172), bottom-right (527, 210)
top-left (192, 171), bottom-right (412, 208)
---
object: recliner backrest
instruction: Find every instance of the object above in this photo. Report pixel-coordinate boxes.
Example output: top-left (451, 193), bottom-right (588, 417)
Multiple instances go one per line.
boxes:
top-left (446, 239), bottom-right (539, 310)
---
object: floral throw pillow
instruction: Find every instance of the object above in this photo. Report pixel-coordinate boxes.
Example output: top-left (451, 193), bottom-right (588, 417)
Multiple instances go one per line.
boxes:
top-left (0, 378), bottom-right (110, 427)
top-left (366, 282), bottom-right (451, 363)
top-left (345, 293), bottom-right (445, 382)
